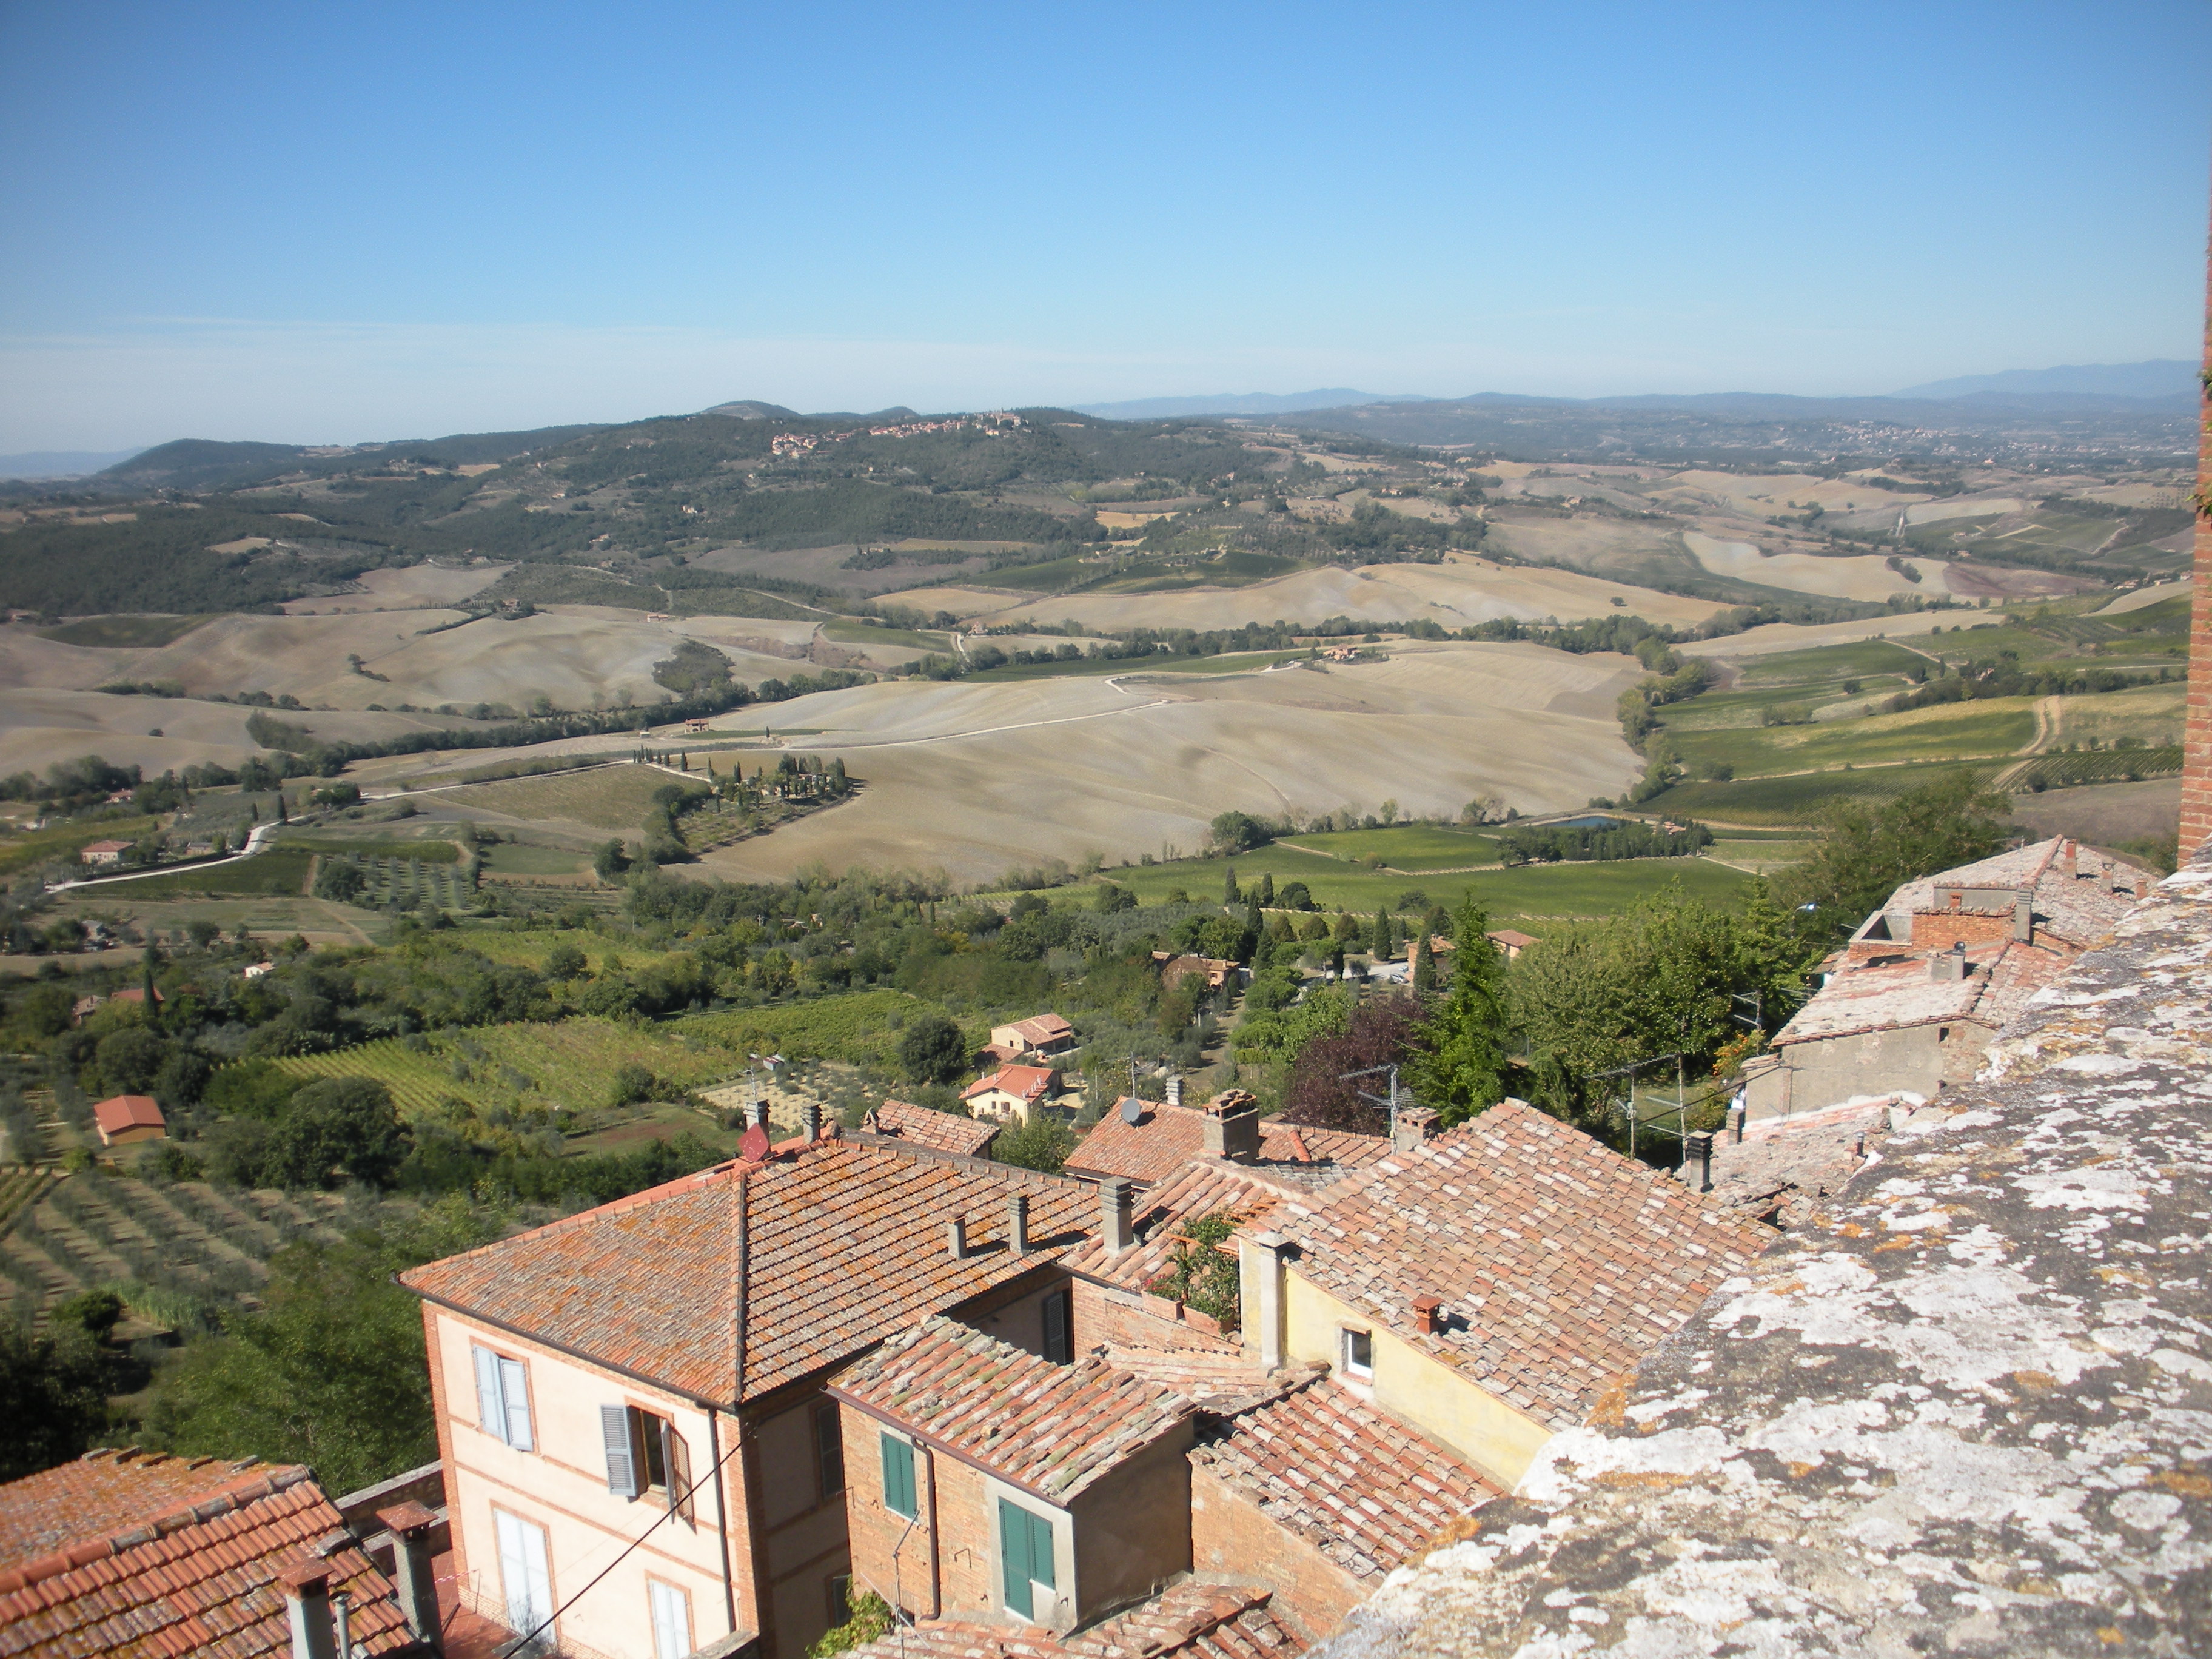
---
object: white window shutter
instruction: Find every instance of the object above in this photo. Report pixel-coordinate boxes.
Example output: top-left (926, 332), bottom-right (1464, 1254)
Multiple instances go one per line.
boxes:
top-left (474, 1346), bottom-right (506, 1446)
top-left (603, 1405), bottom-right (639, 1498)
top-left (500, 1356), bottom-right (534, 1452)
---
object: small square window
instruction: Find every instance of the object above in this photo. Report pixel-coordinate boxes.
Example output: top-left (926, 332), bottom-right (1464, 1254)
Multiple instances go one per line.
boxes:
top-left (1342, 1327), bottom-right (1373, 1380)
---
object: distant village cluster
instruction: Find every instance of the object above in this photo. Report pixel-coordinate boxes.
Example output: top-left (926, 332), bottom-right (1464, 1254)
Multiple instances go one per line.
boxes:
top-left (768, 414), bottom-right (1025, 460)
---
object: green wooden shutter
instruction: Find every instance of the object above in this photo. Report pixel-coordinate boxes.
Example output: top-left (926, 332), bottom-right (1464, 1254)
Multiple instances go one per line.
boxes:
top-left (999, 1499), bottom-right (1054, 1620)
top-left (880, 1433), bottom-right (916, 1518)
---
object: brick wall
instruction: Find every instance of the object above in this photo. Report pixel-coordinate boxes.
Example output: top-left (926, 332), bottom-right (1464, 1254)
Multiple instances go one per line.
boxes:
top-left (1188, 1461), bottom-right (1362, 1643)
top-left (2184, 207), bottom-right (2212, 853)
top-left (1070, 1277), bottom-right (1242, 1356)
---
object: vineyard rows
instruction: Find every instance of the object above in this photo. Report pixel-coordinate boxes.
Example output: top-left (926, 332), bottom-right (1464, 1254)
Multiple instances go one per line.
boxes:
top-left (338, 851), bottom-right (477, 910)
top-left (2016, 745), bottom-right (2182, 790)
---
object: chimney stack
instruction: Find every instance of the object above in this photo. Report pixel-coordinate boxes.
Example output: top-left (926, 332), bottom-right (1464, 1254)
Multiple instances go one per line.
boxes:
top-left (2063, 838), bottom-right (2079, 877)
top-left (1100, 1178), bottom-right (1134, 1253)
top-left (1930, 942), bottom-right (1974, 982)
top-left (375, 1503), bottom-right (442, 1652)
top-left (2012, 890), bottom-right (2033, 943)
top-left (1201, 1091), bottom-right (1261, 1163)
top-left (1726, 1102), bottom-right (1746, 1145)
top-left (333, 1593), bottom-right (354, 1659)
top-left (1392, 1105), bottom-right (1438, 1153)
top-left (802, 1101), bottom-right (822, 1142)
top-left (748, 1097), bottom-right (771, 1131)
top-left (1165, 1076), bottom-right (1183, 1110)
top-left (1683, 1130), bottom-right (1714, 1194)
top-left (1007, 1193), bottom-right (1030, 1255)
top-left (1410, 1295), bottom-right (1444, 1335)
top-left (279, 1559), bottom-right (337, 1659)
top-left (947, 1218), bottom-right (967, 1261)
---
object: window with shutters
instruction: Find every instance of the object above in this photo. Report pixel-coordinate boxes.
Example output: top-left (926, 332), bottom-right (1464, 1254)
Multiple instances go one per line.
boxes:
top-left (1042, 1287), bottom-right (1073, 1365)
top-left (880, 1432), bottom-right (917, 1519)
top-left (997, 1497), bottom-right (1057, 1621)
top-left (472, 1344), bottom-right (535, 1452)
top-left (602, 1404), bottom-right (695, 1522)
top-left (814, 1400), bottom-right (845, 1501)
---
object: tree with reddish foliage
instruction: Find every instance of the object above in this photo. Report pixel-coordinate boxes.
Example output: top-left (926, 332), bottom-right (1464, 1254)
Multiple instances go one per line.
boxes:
top-left (1280, 994), bottom-right (1423, 1133)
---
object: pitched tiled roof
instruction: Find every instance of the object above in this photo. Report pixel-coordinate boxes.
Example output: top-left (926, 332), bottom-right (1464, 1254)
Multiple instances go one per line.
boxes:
top-left (964, 1065), bottom-right (1059, 1105)
top-left (92, 1096), bottom-right (164, 1136)
top-left (830, 1317), bottom-right (1192, 1502)
top-left (860, 1099), bottom-right (1000, 1159)
top-left (1190, 1375), bottom-right (1501, 1581)
top-left (1061, 1161), bottom-right (1301, 1294)
top-left (401, 1139), bottom-right (1097, 1406)
top-left (0, 1458), bottom-right (410, 1658)
top-left (1879, 835), bottom-right (2139, 948)
top-left (1276, 1101), bottom-right (1771, 1429)
top-left (1774, 938), bottom-right (2066, 1046)
top-left (0, 1450), bottom-right (258, 1574)
top-left (843, 1580), bottom-right (1302, 1659)
top-left (1100, 1345), bottom-right (1314, 1414)
top-left (1065, 1101), bottom-right (1389, 1188)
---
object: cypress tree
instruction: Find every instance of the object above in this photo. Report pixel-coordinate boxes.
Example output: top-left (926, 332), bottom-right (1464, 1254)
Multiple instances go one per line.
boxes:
top-left (1412, 932), bottom-right (1435, 994)
top-left (1224, 865), bottom-right (1240, 904)
top-left (1258, 871), bottom-right (1275, 907)
top-left (1371, 906), bottom-right (1393, 959)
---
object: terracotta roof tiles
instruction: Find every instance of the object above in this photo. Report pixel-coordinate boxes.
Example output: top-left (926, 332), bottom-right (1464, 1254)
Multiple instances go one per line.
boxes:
top-left (842, 1581), bottom-right (1301, 1659)
top-left (1065, 1102), bottom-right (1389, 1189)
top-left (401, 1139), bottom-right (1097, 1405)
top-left (0, 1459), bottom-right (409, 1658)
top-left (1061, 1161), bottom-right (1302, 1294)
top-left (859, 1100), bottom-right (1000, 1159)
top-left (828, 1318), bottom-right (1192, 1501)
top-left (1190, 1375), bottom-right (1501, 1581)
top-left (1273, 1101), bottom-right (1771, 1429)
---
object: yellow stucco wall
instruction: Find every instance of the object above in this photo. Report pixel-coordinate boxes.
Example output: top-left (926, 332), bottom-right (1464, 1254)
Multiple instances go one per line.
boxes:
top-left (1279, 1270), bottom-right (1552, 1489)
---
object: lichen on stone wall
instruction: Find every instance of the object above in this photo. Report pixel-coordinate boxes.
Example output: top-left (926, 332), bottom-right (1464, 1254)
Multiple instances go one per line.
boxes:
top-left (1320, 853), bottom-right (2212, 1658)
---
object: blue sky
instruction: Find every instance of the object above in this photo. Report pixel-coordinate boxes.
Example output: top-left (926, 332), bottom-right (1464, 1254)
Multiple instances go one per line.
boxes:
top-left (1, 0), bottom-right (2207, 448)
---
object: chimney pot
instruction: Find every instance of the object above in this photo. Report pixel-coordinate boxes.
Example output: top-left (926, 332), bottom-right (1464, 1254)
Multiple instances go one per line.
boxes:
top-left (375, 1505), bottom-right (441, 1651)
top-left (748, 1097), bottom-right (770, 1131)
top-left (1683, 1131), bottom-right (1714, 1193)
top-left (280, 1558), bottom-right (337, 1659)
top-left (1007, 1193), bottom-right (1030, 1255)
top-left (1411, 1294), bottom-right (1444, 1335)
top-left (1100, 1178), bottom-right (1134, 1253)
top-left (1201, 1090), bottom-right (1261, 1163)
top-left (802, 1101), bottom-right (822, 1142)
top-left (947, 1218), bottom-right (967, 1261)
top-left (1392, 1105), bottom-right (1438, 1153)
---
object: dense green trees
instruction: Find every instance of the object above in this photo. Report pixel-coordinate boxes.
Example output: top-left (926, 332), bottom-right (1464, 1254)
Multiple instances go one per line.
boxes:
top-left (0, 1301), bottom-right (115, 1481)
top-left (1410, 897), bottom-right (1515, 1123)
top-left (899, 1014), bottom-right (969, 1084)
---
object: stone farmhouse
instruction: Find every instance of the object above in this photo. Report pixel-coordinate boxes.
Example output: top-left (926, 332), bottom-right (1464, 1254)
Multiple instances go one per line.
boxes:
top-left (1740, 836), bottom-right (2140, 1119)
top-left (985, 1013), bottom-right (1078, 1063)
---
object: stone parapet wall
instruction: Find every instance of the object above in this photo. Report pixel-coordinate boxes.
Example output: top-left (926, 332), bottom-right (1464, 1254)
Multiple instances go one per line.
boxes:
top-left (1317, 838), bottom-right (2212, 1658)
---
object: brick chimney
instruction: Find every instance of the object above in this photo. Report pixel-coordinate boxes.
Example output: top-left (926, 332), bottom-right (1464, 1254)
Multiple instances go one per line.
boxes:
top-left (1392, 1104), bottom-right (1438, 1153)
top-left (375, 1503), bottom-right (442, 1652)
top-left (2062, 837), bottom-right (2079, 877)
top-left (1202, 1091), bottom-right (1261, 1162)
top-left (1683, 1130), bottom-right (1714, 1194)
top-left (1411, 1295), bottom-right (1444, 1335)
top-left (1099, 1177), bottom-right (1134, 1253)
top-left (278, 1558), bottom-right (337, 1659)
top-left (1007, 1193), bottom-right (1030, 1255)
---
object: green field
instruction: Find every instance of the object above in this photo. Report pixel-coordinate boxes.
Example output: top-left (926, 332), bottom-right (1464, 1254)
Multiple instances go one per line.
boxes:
top-left (1652, 761), bottom-right (1996, 826)
top-left (455, 927), bottom-right (686, 976)
top-left (677, 988), bottom-right (952, 1070)
top-left (1668, 699), bottom-right (2036, 780)
top-left (441, 763), bottom-right (705, 831)
top-left (276, 836), bottom-right (461, 863)
top-left (1276, 824), bottom-right (1503, 871)
top-left (478, 842), bottom-right (592, 876)
top-left (970, 649), bottom-right (1310, 683)
top-left (820, 620), bottom-right (953, 652)
top-left (99, 845), bottom-right (316, 897)
top-left (1079, 845), bottom-right (1753, 919)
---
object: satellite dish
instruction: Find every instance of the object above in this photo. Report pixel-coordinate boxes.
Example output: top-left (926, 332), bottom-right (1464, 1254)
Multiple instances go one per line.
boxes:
top-left (1121, 1096), bottom-right (1144, 1125)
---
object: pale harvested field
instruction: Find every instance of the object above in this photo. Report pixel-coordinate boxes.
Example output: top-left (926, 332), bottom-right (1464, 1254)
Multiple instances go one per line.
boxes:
top-left (1648, 471), bottom-right (1932, 519)
top-left (281, 561), bottom-right (511, 614)
top-left (686, 641), bottom-right (1645, 884)
top-left (1689, 611), bottom-right (1952, 660)
top-left (2008, 778), bottom-right (2179, 848)
top-left (2045, 684), bottom-right (2187, 748)
top-left (1681, 532), bottom-right (1942, 601)
top-left (0, 626), bottom-right (193, 692)
top-left (888, 555), bottom-right (1724, 634)
top-left (0, 689), bottom-right (466, 776)
top-left (2093, 581), bottom-right (2191, 616)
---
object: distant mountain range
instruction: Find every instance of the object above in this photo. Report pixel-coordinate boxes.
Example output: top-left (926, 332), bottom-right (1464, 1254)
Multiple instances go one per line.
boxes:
top-left (1073, 389), bottom-right (1439, 420)
top-left (0, 447), bottom-right (149, 480)
top-left (1891, 360), bottom-right (2197, 400)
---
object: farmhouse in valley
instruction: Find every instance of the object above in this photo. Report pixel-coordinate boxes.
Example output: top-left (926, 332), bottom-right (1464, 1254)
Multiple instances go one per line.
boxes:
top-left (961, 1064), bottom-right (1061, 1124)
top-left (986, 1013), bottom-right (1077, 1062)
top-left (91, 1093), bottom-right (165, 1147)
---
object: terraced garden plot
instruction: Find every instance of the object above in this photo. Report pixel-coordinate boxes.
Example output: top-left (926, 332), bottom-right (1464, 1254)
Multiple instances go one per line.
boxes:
top-left (1275, 825), bottom-right (1503, 871)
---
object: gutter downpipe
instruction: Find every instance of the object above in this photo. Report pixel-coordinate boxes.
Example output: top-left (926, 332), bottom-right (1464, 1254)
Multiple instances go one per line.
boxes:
top-left (707, 1406), bottom-right (739, 1636)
